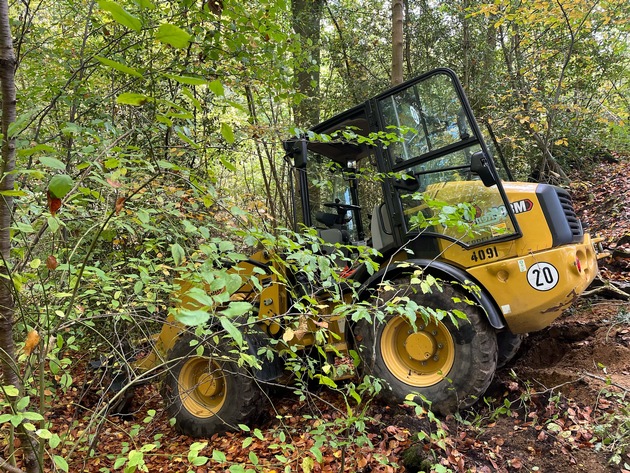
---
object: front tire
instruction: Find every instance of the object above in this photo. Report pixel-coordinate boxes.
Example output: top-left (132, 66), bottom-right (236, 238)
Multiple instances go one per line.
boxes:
top-left (355, 279), bottom-right (498, 414)
top-left (161, 333), bottom-right (265, 437)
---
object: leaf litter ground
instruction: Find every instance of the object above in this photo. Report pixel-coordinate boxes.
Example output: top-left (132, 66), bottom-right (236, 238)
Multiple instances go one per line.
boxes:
top-left (32, 155), bottom-right (630, 472)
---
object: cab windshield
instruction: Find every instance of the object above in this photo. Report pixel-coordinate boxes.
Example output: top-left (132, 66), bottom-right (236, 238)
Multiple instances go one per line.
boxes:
top-left (376, 71), bottom-right (519, 247)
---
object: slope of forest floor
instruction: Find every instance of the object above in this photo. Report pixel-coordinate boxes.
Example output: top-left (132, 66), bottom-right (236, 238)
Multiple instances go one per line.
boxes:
top-left (18, 155), bottom-right (630, 472)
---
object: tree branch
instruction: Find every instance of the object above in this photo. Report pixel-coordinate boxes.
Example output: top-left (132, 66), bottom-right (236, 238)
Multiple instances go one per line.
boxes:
top-left (0, 457), bottom-right (26, 473)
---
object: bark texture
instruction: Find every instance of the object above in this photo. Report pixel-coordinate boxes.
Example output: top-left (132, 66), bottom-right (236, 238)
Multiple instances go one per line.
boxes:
top-left (0, 1), bottom-right (39, 471)
top-left (391, 0), bottom-right (404, 85)
top-left (292, 0), bottom-right (323, 127)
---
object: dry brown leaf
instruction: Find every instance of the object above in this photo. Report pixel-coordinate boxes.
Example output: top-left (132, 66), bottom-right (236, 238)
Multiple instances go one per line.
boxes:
top-left (24, 329), bottom-right (41, 355)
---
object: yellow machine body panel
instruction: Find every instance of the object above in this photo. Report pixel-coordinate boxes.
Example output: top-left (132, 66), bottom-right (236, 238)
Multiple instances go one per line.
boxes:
top-left (465, 234), bottom-right (598, 333)
top-left (419, 181), bottom-right (599, 333)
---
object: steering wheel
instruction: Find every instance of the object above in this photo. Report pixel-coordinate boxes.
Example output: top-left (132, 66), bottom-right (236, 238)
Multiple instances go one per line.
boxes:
top-left (324, 200), bottom-right (361, 212)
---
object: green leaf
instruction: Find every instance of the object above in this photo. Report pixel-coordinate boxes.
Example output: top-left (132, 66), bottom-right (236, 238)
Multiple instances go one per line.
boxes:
top-left (116, 92), bottom-right (150, 106)
top-left (219, 156), bottom-right (236, 171)
top-left (137, 209), bottom-right (150, 224)
top-left (229, 466), bottom-right (246, 473)
top-left (211, 450), bottom-right (226, 463)
top-left (14, 222), bottom-right (34, 233)
top-left (49, 433), bottom-right (61, 449)
top-left (175, 309), bottom-right (210, 326)
top-left (220, 318), bottom-right (243, 347)
top-left (191, 456), bottom-right (209, 466)
top-left (0, 189), bottom-right (26, 197)
top-left (170, 243), bottom-right (185, 266)
top-left (60, 373), bottom-right (72, 388)
top-left (133, 280), bottom-right (144, 295)
top-left (18, 144), bottom-right (56, 157)
top-left (95, 56), bottom-right (143, 78)
top-left (128, 450), bottom-right (144, 466)
top-left (39, 156), bottom-right (66, 170)
top-left (316, 375), bottom-right (337, 389)
top-left (163, 73), bottom-right (207, 86)
top-left (2, 385), bottom-right (19, 397)
top-left (134, 0), bottom-right (155, 9)
top-left (189, 441), bottom-right (207, 453)
top-left (16, 396), bottom-right (30, 411)
top-left (220, 301), bottom-right (252, 318)
top-left (156, 23), bottom-right (192, 48)
top-left (185, 287), bottom-right (216, 306)
top-left (220, 123), bottom-right (235, 144)
top-left (35, 428), bottom-right (53, 439)
top-left (209, 79), bottom-right (224, 96)
top-left (48, 175), bottom-right (74, 198)
top-left (47, 216), bottom-right (60, 233)
top-left (114, 457), bottom-right (127, 469)
top-left (10, 414), bottom-right (23, 427)
top-left (248, 451), bottom-right (259, 465)
top-left (309, 446), bottom-right (323, 463)
top-left (22, 411), bottom-right (44, 421)
top-left (99, 0), bottom-right (142, 31)
top-left (54, 455), bottom-right (69, 472)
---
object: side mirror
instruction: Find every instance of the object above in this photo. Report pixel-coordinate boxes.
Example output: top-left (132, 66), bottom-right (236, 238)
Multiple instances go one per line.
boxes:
top-left (283, 138), bottom-right (307, 168)
top-left (471, 151), bottom-right (497, 187)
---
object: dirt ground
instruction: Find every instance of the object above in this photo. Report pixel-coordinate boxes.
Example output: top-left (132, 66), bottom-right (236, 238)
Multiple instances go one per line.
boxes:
top-left (480, 298), bottom-right (630, 473)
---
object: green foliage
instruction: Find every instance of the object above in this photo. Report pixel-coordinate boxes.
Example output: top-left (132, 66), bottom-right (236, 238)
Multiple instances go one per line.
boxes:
top-left (593, 390), bottom-right (630, 466)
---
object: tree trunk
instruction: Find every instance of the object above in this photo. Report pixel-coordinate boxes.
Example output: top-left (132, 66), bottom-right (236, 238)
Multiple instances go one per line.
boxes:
top-left (0, 1), bottom-right (39, 471)
top-left (461, 0), bottom-right (470, 91)
top-left (0, 0), bottom-right (18, 400)
top-left (391, 0), bottom-right (404, 85)
top-left (291, 0), bottom-right (323, 127)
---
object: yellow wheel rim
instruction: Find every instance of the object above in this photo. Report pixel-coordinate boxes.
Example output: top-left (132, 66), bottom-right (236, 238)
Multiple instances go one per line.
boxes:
top-left (178, 357), bottom-right (226, 418)
top-left (381, 316), bottom-right (455, 386)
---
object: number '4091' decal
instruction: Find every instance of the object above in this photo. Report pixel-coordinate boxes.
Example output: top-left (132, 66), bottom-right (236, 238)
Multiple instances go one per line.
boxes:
top-left (470, 246), bottom-right (499, 262)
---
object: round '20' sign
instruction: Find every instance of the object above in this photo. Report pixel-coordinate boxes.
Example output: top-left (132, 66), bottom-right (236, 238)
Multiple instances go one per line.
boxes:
top-left (526, 262), bottom-right (559, 291)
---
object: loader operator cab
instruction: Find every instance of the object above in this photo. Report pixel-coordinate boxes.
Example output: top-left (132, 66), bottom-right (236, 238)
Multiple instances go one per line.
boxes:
top-left (285, 68), bottom-right (521, 259)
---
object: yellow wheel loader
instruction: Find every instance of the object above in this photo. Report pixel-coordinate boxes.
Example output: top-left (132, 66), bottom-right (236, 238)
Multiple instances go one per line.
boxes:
top-left (131, 68), bottom-right (603, 437)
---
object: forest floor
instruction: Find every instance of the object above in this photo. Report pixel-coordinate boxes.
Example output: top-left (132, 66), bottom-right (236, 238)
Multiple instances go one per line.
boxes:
top-left (29, 155), bottom-right (630, 473)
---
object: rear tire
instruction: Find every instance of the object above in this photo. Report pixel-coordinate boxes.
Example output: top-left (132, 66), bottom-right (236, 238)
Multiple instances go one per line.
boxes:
top-left (355, 279), bottom-right (497, 414)
top-left (496, 331), bottom-right (523, 369)
top-left (161, 333), bottom-right (265, 437)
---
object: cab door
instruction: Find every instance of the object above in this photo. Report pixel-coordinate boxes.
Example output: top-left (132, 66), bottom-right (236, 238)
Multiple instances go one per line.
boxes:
top-left (372, 68), bottom-right (521, 251)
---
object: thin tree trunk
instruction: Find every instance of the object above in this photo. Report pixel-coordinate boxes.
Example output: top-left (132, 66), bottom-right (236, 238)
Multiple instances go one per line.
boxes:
top-left (403, 0), bottom-right (411, 77)
top-left (292, 0), bottom-right (323, 127)
top-left (391, 0), bottom-right (404, 85)
top-left (461, 0), bottom-right (470, 91)
top-left (0, 1), bottom-right (39, 471)
top-left (0, 0), bottom-right (18, 404)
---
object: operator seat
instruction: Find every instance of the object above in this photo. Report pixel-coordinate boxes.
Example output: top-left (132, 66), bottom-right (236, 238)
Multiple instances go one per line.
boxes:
top-left (371, 203), bottom-right (394, 252)
top-left (316, 228), bottom-right (349, 267)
